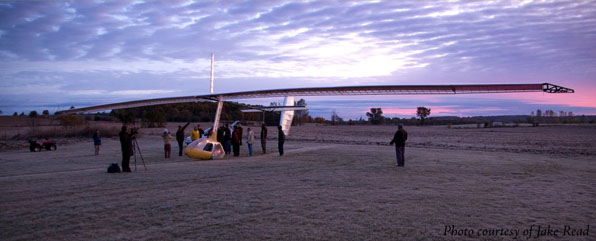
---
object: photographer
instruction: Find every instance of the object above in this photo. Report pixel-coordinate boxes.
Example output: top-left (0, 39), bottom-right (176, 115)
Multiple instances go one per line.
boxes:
top-left (119, 126), bottom-right (134, 172)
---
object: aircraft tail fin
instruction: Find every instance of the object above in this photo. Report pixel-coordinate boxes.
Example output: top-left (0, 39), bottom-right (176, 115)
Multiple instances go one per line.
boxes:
top-left (279, 96), bottom-right (295, 136)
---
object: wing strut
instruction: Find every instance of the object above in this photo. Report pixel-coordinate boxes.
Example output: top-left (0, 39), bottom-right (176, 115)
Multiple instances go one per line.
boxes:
top-left (211, 97), bottom-right (223, 141)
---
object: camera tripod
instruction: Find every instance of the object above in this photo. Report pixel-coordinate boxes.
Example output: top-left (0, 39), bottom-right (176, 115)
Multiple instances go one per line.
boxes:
top-left (132, 138), bottom-right (147, 171)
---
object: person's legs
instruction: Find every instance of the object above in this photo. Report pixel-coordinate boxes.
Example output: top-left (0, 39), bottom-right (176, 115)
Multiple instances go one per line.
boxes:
top-left (165, 144), bottom-right (171, 158)
top-left (278, 141), bottom-right (284, 156)
top-left (177, 140), bottom-right (183, 156)
top-left (261, 140), bottom-right (266, 154)
top-left (401, 146), bottom-right (405, 166)
top-left (95, 145), bottom-right (99, 155)
top-left (225, 141), bottom-right (231, 154)
top-left (233, 143), bottom-right (239, 156)
top-left (121, 149), bottom-right (126, 168)
top-left (122, 150), bottom-right (131, 172)
top-left (395, 146), bottom-right (404, 166)
top-left (248, 143), bottom-right (253, 156)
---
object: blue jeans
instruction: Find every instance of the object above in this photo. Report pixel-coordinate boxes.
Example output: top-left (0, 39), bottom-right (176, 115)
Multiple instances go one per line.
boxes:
top-left (224, 140), bottom-right (231, 154)
top-left (395, 146), bottom-right (405, 166)
top-left (248, 143), bottom-right (253, 156)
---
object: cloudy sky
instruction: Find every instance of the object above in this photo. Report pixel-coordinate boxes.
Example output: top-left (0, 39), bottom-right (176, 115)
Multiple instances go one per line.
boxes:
top-left (1, 0), bottom-right (595, 119)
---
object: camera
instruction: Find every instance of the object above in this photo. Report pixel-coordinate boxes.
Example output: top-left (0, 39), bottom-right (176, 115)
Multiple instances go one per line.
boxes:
top-left (130, 127), bottom-right (139, 139)
top-left (130, 127), bottom-right (139, 134)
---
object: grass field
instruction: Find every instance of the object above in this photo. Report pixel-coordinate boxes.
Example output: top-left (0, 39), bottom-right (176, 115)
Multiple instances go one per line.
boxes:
top-left (1, 124), bottom-right (594, 240)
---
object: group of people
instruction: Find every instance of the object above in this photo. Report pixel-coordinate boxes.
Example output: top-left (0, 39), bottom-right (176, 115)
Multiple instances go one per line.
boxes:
top-left (214, 122), bottom-right (272, 157)
top-left (159, 123), bottom-right (206, 158)
top-left (94, 126), bottom-right (140, 172)
top-left (94, 122), bottom-right (408, 172)
top-left (154, 122), bottom-right (281, 158)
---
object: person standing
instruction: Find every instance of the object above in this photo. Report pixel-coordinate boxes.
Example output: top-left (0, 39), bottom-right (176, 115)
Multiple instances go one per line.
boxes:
top-left (176, 122), bottom-right (190, 156)
top-left (223, 123), bottom-right (231, 154)
top-left (247, 127), bottom-right (254, 156)
top-left (389, 123), bottom-right (408, 167)
top-left (197, 124), bottom-right (204, 138)
top-left (190, 126), bottom-right (200, 141)
top-left (237, 123), bottom-right (243, 148)
top-left (278, 125), bottom-right (285, 156)
top-left (232, 125), bottom-right (241, 156)
top-left (93, 129), bottom-right (101, 155)
top-left (162, 129), bottom-right (171, 158)
top-left (217, 124), bottom-right (224, 142)
top-left (260, 123), bottom-right (267, 154)
top-left (119, 126), bottom-right (132, 172)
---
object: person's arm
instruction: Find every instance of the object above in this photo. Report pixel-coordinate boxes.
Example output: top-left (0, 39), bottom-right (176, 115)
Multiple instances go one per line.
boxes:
top-left (390, 132), bottom-right (398, 145)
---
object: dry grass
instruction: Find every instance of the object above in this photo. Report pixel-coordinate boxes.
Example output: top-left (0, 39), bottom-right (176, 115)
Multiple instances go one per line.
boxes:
top-left (0, 123), bottom-right (595, 240)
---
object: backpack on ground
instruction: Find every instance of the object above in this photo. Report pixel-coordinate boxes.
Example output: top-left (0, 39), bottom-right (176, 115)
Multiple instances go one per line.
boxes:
top-left (107, 163), bottom-right (121, 173)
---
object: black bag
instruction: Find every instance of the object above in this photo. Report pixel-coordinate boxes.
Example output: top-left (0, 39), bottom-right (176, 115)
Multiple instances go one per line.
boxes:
top-left (107, 163), bottom-right (121, 173)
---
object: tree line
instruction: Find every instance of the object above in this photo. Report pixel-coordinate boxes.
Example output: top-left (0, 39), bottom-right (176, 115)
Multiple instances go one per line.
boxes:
top-left (11, 103), bottom-right (594, 128)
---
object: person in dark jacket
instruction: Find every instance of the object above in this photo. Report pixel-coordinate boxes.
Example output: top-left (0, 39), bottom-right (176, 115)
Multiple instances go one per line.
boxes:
top-left (237, 124), bottom-right (243, 147)
top-left (278, 125), bottom-right (285, 156)
top-left (119, 126), bottom-right (133, 172)
top-left (223, 124), bottom-right (231, 154)
top-left (197, 124), bottom-right (205, 138)
top-left (217, 124), bottom-right (224, 142)
top-left (232, 125), bottom-right (241, 156)
top-left (260, 123), bottom-right (267, 154)
top-left (93, 129), bottom-right (101, 155)
top-left (389, 123), bottom-right (408, 167)
top-left (176, 122), bottom-right (190, 156)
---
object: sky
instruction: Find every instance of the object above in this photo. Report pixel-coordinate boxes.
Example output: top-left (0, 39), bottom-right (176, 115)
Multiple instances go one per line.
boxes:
top-left (0, 0), bottom-right (595, 119)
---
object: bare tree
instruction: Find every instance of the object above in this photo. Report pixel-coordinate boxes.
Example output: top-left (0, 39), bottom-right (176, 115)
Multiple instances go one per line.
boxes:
top-left (330, 110), bottom-right (343, 125)
top-left (366, 108), bottom-right (384, 125)
top-left (294, 98), bottom-right (309, 125)
top-left (416, 106), bottom-right (431, 125)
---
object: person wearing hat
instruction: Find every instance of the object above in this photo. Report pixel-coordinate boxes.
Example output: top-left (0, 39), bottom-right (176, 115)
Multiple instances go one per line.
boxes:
top-left (162, 128), bottom-right (172, 158)
top-left (389, 123), bottom-right (408, 167)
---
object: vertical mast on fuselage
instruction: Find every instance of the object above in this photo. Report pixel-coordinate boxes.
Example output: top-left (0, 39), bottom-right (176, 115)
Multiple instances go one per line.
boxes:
top-left (210, 53), bottom-right (214, 94)
top-left (210, 53), bottom-right (222, 141)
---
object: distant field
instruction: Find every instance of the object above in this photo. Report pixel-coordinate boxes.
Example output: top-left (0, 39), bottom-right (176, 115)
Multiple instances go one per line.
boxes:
top-left (1, 122), bottom-right (595, 240)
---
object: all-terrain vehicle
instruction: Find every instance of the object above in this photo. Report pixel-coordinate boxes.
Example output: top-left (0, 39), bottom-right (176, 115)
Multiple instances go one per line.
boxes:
top-left (28, 139), bottom-right (57, 152)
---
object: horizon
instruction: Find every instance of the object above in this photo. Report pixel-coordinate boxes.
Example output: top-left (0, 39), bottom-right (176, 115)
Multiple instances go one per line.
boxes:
top-left (3, 99), bottom-right (593, 121)
top-left (1, 1), bottom-right (595, 118)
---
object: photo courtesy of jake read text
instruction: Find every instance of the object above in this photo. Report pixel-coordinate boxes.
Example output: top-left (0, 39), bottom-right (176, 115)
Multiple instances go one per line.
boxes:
top-left (444, 224), bottom-right (590, 239)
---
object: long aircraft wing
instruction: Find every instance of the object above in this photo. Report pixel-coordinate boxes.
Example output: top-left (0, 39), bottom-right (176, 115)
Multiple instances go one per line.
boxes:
top-left (56, 83), bottom-right (573, 114)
